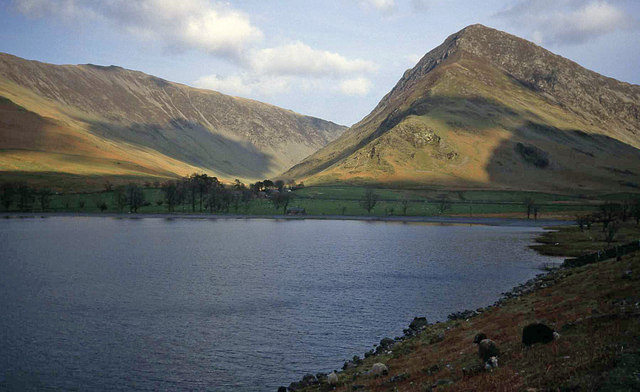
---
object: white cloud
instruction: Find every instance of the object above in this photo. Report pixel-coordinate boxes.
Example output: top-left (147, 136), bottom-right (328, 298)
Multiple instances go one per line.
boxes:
top-left (338, 77), bottom-right (373, 96)
top-left (250, 41), bottom-right (378, 78)
top-left (13, 0), bottom-right (263, 58)
top-left (359, 0), bottom-right (396, 13)
top-left (411, 0), bottom-right (437, 12)
top-left (495, 0), bottom-right (636, 45)
top-left (194, 74), bottom-right (291, 96)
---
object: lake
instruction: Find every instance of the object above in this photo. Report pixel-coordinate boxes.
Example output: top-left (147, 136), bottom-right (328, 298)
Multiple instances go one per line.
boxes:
top-left (0, 217), bottom-right (562, 391)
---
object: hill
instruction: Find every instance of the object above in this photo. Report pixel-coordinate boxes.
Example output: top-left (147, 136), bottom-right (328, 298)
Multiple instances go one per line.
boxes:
top-left (0, 53), bottom-right (346, 187)
top-left (282, 25), bottom-right (640, 193)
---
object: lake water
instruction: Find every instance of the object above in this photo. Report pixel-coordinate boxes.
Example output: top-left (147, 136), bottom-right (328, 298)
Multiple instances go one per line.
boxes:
top-left (0, 217), bottom-right (562, 391)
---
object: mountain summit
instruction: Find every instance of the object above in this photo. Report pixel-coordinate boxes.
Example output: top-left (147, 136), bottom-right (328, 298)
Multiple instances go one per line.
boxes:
top-left (0, 53), bottom-right (345, 185)
top-left (283, 24), bottom-right (640, 192)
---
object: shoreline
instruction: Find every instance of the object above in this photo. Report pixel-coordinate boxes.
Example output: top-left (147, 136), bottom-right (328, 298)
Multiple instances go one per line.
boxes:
top-left (2, 212), bottom-right (573, 227)
top-left (282, 226), bottom-right (570, 391)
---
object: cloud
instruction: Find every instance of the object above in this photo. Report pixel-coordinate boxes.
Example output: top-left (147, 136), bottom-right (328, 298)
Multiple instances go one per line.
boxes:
top-left (338, 77), bottom-right (373, 96)
top-left (13, 0), bottom-right (263, 58)
top-left (410, 0), bottom-right (437, 12)
top-left (359, 0), bottom-right (396, 13)
top-left (495, 0), bottom-right (636, 45)
top-left (250, 41), bottom-right (378, 78)
top-left (194, 74), bottom-right (291, 97)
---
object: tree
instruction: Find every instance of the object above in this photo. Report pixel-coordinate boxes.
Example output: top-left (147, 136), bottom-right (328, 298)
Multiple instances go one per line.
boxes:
top-left (0, 182), bottom-right (16, 211)
top-left (96, 201), bottom-right (108, 212)
top-left (438, 194), bottom-right (451, 214)
top-left (262, 179), bottom-right (275, 190)
top-left (38, 188), bottom-right (52, 211)
top-left (523, 197), bottom-right (536, 219)
top-left (161, 181), bottom-right (179, 212)
top-left (599, 202), bottom-right (621, 231)
top-left (270, 192), bottom-right (292, 214)
top-left (632, 199), bottom-right (640, 225)
top-left (113, 186), bottom-right (127, 212)
top-left (17, 183), bottom-right (34, 212)
top-left (275, 180), bottom-right (285, 192)
top-left (360, 189), bottom-right (378, 214)
top-left (126, 183), bottom-right (145, 213)
top-left (605, 220), bottom-right (619, 245)
top-left (400, 193), bottom-right (411, 216)
top-left (104, 181), bottom-right (113, 192)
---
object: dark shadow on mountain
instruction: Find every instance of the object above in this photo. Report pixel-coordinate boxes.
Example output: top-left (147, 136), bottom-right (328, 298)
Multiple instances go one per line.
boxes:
top-left (86, 118), bottom-right (277, 179)
top-left (485, 120), bottom-right (640, 192)
top-left (287, 95), bottom-right (540, 178)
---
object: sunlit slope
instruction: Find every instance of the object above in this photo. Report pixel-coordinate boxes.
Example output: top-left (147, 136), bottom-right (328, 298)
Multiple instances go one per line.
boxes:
top-left (0, 53), bottom-right (346, 183)
top-left (283, 25), bottom-right (640, 193)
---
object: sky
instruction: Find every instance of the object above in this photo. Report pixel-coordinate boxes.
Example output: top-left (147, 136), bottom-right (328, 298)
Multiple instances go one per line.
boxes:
top-left (1, 0), bottom-right (639, 126)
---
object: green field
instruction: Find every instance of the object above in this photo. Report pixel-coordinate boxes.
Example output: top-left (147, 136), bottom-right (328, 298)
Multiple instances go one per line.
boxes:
top-left (3, 184), bottom-right (629, 218)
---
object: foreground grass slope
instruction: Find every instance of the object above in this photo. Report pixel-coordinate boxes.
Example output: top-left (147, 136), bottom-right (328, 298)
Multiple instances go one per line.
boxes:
top-left (290, 223), bottom-right (640, 391)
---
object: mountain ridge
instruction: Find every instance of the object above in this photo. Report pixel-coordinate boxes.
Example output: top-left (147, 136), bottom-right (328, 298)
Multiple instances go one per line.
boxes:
top-left (0, 52), bottom-right (346, 184)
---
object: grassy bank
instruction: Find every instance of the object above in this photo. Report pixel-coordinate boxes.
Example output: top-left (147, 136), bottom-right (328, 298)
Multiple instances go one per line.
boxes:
top-left (5, 185), bottom-right (631, 219)
top-left (288, 222), bottom-right (640, 391)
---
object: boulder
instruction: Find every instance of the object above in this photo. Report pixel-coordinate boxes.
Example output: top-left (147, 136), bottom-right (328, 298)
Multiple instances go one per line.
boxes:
top-left (409, 316), bottom-right (428, 331)
top-left (522, 323), bottom-right (555, 346)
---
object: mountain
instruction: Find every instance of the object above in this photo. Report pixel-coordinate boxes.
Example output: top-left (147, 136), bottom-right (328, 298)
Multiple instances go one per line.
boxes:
top-left (283, 24), bottom-right (640, 193)
top-left (0, 53), bottom-right (345, 187)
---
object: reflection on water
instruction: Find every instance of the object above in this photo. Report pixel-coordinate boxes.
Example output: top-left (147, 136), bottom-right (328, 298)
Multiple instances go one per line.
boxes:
top-left (0, 217), bottom-right (561, 391)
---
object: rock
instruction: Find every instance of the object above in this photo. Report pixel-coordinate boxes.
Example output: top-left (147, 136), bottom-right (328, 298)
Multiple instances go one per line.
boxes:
top-left (430, 332), bottom-right (445, 344)
top-left (379, 337), bottom-right (395, 349)
top-left (327, 371), bottom-right (339, 386)
top-left (364, 349), bottom-right (374, 358)
top-left (302, 373), bottom-right (318, 386)
top-left (389, 372), bottom-right (410, 383)
top-left (409, 316), bottom-right (428, 331)
top-left (431, 378), bottom-right (453, 389)
top-left (369, 362), bottom-right (389, 376)
top-left (522, 323), bottom-right (555, 346)
top-left (342, 361), bottom-right (356, 370)
top-left (277, 387), bottom-right (287, 392)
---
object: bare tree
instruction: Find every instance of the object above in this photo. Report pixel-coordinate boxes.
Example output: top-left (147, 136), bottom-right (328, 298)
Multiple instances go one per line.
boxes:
top-left (126, 183), bottom-right (145, 213)
top-left (438, 194), bottom-right (451, 214)
top-left (360, 189), bottom-right (378, 214)
top-left (523, 197), bottom-right (536, 219)
top-left (0, 182), bottom-right (16, 211)
top-left (113, 186), bottom-right (127, 212)
top-left (270, 192), bottom-right (292, 214)
top-left (17, 183), bottom-right (34, 212)
top-left (38, 188), bottom-right (52, 211)
top-left (400, 193), bottom-right (410, 216)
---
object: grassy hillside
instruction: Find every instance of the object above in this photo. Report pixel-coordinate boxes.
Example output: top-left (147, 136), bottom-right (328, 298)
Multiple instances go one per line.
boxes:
top-left (0, 53), bottom-right (346, 187)
top-left (282, 25), bottom-right (640, 194)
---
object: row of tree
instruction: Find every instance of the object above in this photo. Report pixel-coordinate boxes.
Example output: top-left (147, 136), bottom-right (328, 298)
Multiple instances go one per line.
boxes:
top-left (0, 182), bottom-right (53, 212)
top-left (575, 200), bottom-right (640, 244)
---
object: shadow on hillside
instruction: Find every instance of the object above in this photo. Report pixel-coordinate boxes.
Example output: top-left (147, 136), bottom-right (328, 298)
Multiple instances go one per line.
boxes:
top-left (296, 94), bottom-right (640, 193)
top-left (86, 118), bottom-right (277, 179)
top-left (485, 121), bottom-right (640, 192)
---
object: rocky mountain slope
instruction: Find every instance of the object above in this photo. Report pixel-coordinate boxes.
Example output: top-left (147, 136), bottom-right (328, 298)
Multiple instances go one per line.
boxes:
top-left (283, 24), bottom-right (640, 193)
top-left (0, 53), bottom-right (345, 184)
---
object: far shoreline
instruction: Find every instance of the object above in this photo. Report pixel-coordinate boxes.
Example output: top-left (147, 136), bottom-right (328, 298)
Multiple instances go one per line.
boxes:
top-left (2, 212), bottom-right (574, 227)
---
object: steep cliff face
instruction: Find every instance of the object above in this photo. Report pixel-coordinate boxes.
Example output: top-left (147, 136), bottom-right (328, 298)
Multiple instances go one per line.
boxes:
top-left (0, 53), bottom-right (346, 183)
top-left (283, 25), bottom-right (640, 193)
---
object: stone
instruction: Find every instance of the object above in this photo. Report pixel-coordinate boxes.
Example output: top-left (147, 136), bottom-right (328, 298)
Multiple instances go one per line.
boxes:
top-left (522, 323), bottom-right (555, 346)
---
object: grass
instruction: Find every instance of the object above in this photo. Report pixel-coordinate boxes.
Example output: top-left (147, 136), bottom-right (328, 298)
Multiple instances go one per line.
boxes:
top-left (4, 185), bottom-right (624, 218)
top-left (3, 186), bottom-right (605, 218)
top-left (290, 222), bottom-right (640, 391)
